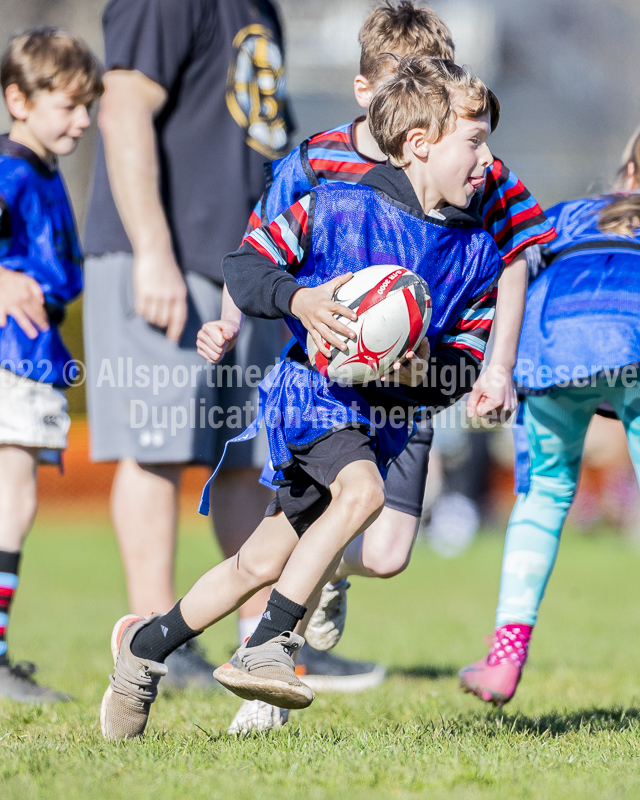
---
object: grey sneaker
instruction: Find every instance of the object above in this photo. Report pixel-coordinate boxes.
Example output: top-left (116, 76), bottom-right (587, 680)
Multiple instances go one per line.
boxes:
top-left (228, 699), bottom-right (289, 735)
top-left (213, 632), bottom-right (314, 710)
top-left (0, 660), bottom-right (72, 703)
top-left (306, 579), bottom-right (350, 651)
top-left (100, 615), bottom-right (168, 741)
top-left (163, 639), bottom-right (220, 691)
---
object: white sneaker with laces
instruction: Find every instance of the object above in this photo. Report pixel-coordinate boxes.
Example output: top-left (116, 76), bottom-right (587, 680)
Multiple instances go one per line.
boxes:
top-left (228, 699), bottom-right (289, 734)
top-left (306, 579), bottom-right (350, 651)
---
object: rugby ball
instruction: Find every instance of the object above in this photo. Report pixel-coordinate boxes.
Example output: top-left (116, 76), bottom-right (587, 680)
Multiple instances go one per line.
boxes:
top-left (307, 265), bottom-right (431, 384)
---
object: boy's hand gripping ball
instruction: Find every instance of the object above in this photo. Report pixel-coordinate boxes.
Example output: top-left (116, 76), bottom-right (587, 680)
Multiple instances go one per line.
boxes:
top-left (307, 265), bottom-right (431, 384)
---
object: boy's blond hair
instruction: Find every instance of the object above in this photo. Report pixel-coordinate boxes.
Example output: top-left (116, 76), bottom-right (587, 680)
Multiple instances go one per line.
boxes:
top-left (368, 56), bottom-right (499, 166)
top-left (359, 1), bottom-right (454, 83)
top-left (1, 28), bottom-right (103, 110)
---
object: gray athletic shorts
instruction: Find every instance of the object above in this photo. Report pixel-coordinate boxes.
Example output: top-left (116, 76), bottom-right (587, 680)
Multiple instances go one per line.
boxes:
top-left (84, 253), bottom-right (281, 466)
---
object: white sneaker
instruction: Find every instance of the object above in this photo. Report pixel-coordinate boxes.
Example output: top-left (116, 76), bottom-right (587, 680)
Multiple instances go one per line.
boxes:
top-left (228, 699), bottom-right (290, 735)
top-left (306, 579), bottom-right (350, 651)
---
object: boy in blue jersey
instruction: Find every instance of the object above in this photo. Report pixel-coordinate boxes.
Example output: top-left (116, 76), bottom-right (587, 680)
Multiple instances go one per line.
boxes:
top-left (0, 30), bottom-right (102, 702)
top-left (196, 1), bottom-right (555, 731)
top-left (100, 56), bottom-right (502, 740)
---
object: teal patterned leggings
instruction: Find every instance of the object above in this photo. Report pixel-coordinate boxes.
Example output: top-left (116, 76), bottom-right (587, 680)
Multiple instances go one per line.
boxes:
top-left (496, 377), bottom-right (640, 627)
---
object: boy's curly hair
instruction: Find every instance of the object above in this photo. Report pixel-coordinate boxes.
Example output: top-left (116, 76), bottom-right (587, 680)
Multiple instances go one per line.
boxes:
top-left (359, 1), bottom-right (455, 83)
top-left (1, 28), bottom-right (103, 109)
top-left (368, 56), bottom-right (499, 166)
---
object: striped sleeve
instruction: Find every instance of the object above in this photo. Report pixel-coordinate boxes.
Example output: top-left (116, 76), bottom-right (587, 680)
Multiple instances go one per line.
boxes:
top-left (242, 193), bottom-right (311, 269)
top-left (480, 158), bottom-right (556, 263)
top-left (440, 285), bottom-right (498, 361)
top-left (306, 127), bottom-right (377, 184)
top-left (245, 197), bottom-right (263, 235)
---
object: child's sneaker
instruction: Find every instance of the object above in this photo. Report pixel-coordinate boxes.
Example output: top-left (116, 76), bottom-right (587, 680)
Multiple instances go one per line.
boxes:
top-left (228, 699), bottom-right (289, 734)
top-left (458, 656), bottom-right (521, 707)
top-left (0, 660), bottom-right (72, 703)
top-left (163, 639), bottom-right (220, 691)
top-left (295, 644), bottom-right (386, 693)
top-left (306, 579), bottom-right (350, 651)
top-left (100, 615), bottom-right (168, 741)
top-left (213, 632), bottom-right (314, 709)
top-left (459, 623), bottom-right (532, 707)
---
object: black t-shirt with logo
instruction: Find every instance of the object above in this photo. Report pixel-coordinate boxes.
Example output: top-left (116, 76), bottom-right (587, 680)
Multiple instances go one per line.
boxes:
top-left (84, 0), bottom-right (292, 284)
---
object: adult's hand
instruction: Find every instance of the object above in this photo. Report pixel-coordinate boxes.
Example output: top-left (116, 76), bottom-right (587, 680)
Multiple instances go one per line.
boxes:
top-left (0, 267), bottom-right (48, 339)
top-left (133, 251), bottom-right (187, 343)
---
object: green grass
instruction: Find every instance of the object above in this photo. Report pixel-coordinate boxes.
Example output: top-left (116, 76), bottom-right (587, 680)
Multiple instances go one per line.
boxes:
top-left (3, 515), bottom-right (640, 799)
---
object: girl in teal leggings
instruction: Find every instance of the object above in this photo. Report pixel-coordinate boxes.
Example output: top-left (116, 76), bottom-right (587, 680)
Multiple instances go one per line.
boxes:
top-left (460, 127), bottom-right (640, 705)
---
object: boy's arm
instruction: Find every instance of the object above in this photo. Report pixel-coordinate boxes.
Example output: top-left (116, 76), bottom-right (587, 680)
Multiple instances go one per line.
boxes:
top-left (223, 196), bottom-right (357, 353)
top-left (466, 254), bottom-right (527, 418)
top-left (480, 158), bottom-right (556, 264)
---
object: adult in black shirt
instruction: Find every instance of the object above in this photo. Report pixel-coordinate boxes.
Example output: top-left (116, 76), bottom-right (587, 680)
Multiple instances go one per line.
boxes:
top-left (83, 0), bottom-right (291, 686)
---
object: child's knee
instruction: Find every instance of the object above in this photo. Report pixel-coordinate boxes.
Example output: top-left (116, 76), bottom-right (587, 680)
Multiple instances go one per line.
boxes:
top-left (332, 469), bottom-right (385, 524)
top-left (362, 546), bottom-right (410, 579)
top-left (0, 479), bottom-right (37, 540)
top-left (235, 548), bottom-right (282, 589)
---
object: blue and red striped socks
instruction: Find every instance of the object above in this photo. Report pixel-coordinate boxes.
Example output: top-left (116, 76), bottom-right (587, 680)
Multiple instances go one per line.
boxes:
top-left (0, 550), bottom-right (21, 665)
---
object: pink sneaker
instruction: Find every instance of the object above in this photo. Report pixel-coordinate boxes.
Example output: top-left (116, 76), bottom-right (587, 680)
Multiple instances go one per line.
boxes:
top-left (459, 623), bottom-right (532, 707)
top-left (458, 656), bottom-right (521, 707)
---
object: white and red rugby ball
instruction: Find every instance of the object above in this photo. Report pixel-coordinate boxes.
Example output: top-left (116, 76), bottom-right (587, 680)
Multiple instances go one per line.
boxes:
top-left (307, 265), bottom-right (432, 384)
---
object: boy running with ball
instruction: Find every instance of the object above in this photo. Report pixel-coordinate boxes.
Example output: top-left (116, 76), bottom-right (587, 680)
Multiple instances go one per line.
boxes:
top-left (101, 55), bottom-right (503, 740)
top-left (198, 0), bottom-right (555, 732)
top-left (0, 29), bottom-right (102, 701)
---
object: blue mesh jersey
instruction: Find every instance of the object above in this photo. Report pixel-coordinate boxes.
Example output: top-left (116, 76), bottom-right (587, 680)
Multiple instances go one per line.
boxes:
top-left (246, 119), bottom-right (556, 263)
top-left (0, 136), bottom-right (83, 386)
top-left (514, 194), bottom-right (640, 393)
top-left (226, 165), bottom-right (503, 479)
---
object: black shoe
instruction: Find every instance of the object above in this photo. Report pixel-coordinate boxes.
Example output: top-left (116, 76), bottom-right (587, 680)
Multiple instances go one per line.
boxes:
top-left (163, 639), bottom-right (221, 691)
top-left (295, 644), bottom-right (385, 693)
top-left (0, 660), bottom-right (73, 703)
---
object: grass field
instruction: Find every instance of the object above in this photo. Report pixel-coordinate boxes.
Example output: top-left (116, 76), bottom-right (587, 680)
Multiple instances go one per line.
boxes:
top-left (3, 513), bottom-right (640, 799)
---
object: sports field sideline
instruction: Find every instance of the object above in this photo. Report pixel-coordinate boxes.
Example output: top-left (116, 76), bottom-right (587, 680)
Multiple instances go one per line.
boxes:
top-left (2, 515), bottom-right (640, 800)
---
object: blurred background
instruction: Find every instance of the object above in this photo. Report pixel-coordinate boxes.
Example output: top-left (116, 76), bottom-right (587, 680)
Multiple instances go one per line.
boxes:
top-left (3, 0), bottom-right (640, 540)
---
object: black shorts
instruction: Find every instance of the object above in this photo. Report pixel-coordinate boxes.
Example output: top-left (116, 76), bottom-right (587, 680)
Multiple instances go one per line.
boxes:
top-left (383, 418), bottom-right (433, 517)
top-left (264, 427), bottom-right (377, 536)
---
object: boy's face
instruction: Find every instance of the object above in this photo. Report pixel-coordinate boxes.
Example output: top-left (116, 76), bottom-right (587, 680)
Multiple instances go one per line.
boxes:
top-left (8, 86), bottom-right (91, 158)
top-left (418, 109), bottom-right (493, 209)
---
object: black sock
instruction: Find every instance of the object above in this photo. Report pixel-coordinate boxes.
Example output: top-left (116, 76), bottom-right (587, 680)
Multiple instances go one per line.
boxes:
top-left (246, 589), bottom-right (307, 647)
top-left (130, 600), bottom-right (198, 662)
top-left (0, 549), bottom-right (21, 666)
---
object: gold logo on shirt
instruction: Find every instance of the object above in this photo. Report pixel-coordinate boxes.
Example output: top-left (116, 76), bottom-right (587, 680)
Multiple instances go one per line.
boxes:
top-left (226, 24), bottom-right (289, 159)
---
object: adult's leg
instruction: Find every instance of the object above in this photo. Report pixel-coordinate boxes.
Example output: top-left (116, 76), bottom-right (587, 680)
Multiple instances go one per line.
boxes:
top-left (110, 458), bottom-right (182, 616)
